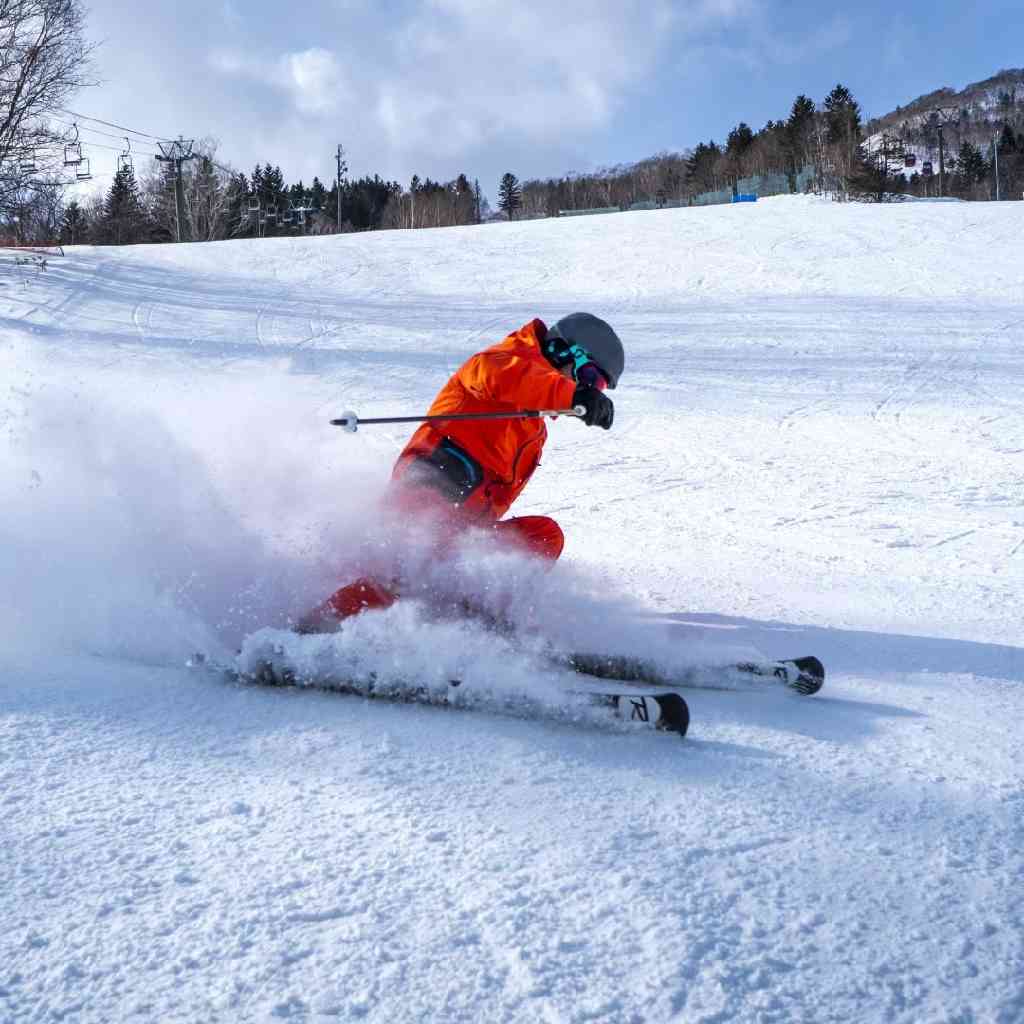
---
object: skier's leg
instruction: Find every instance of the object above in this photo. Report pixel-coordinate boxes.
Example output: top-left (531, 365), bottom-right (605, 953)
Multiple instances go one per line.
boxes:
top-left (492, 515), bottom-right (564, 561)
top-left (297, 484), bottom-right (460, 633)
top-left (297, 577), bottom-right (397, 634)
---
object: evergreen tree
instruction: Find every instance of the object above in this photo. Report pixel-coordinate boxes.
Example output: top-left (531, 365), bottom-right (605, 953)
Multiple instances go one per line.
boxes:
top-left (498, 172), bottom-right (522, 219)
top-left (848, 137), bottom-right (906, 202)
top-left (725, 122), bottom-right (755, 183)
top-left (100, 166), bottom-right (145, 245)
top-left (685, 141), bottom-right (722, 193)
top-left (953, 141), bottom-right (988, 198)
top-left (60, 200), bottom-right (86, 245)
top-left (226, 172), bottom-right (251, 237)
top-left (823, 84), bottom-right (862, 146)
top-left (823, 84), bottom-right (863, 189)
top-left (786, 95), bottom-right (817, 172)
top-left (310, 177), bottom-right (327, 211)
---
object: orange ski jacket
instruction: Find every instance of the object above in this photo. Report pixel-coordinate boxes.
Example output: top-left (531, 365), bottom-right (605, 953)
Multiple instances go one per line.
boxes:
top-left (393, 319), bottom-right (576, 521)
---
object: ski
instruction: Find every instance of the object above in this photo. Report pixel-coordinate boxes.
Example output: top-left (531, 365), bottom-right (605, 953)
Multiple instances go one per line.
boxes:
top-left (188, 652), bottom-right (690, 739)
top-left (564, 653), bottom-right (825, 696)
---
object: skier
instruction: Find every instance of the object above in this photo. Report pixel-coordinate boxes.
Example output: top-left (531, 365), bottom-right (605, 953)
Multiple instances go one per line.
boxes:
top-left (298, 312), bottom-right (624, 632)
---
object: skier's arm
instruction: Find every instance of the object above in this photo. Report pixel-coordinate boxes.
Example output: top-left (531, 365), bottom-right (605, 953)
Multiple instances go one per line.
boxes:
top-left (459, 351), bottom-right (577, 410)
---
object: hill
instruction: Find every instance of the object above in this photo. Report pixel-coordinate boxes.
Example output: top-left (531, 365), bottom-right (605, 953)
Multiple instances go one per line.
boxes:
top-left (2, 197), bottom-right (1023, 1023)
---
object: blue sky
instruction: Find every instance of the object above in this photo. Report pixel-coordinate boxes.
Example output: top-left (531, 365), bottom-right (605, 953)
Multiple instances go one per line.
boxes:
top-left (75, 0), bottom-right (1023, 199)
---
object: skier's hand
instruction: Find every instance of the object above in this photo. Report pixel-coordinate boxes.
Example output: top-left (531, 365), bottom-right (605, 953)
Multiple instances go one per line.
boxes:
top-left (573, 385), bottom-right (614, 429)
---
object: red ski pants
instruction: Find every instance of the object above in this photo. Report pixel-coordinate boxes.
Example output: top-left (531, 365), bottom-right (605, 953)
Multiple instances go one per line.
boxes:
top-left (316, 502), bottom-right (564, 623)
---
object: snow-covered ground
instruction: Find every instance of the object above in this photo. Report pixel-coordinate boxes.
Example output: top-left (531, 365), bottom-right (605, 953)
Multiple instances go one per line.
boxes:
top-left (2, 195), bottom-right (1023, 1023)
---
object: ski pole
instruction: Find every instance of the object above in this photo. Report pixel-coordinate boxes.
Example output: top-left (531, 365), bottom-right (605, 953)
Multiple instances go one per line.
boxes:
top-left (331, 406), bottom-right (587, 433)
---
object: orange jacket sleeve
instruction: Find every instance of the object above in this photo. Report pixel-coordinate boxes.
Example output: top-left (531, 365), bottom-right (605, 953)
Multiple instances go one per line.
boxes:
top-left (458, 347), bottom-right (576, 411)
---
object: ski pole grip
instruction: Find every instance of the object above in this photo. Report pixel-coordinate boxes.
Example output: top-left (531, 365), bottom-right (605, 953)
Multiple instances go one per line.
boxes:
top-left (572, 405), bottom-right (586, 417)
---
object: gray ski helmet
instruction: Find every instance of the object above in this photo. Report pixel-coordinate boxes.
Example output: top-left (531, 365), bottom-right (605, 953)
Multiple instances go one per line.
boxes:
top-left (545, 313), bottom-right (625, 389)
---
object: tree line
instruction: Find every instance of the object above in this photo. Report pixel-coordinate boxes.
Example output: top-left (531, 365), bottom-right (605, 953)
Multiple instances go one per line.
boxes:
top-left (500, 82), bottom-right (1024, 218)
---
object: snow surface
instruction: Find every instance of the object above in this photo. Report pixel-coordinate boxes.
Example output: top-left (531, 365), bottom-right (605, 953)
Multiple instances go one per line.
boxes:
top-left (2, 194), bottom-right (1023, 1023)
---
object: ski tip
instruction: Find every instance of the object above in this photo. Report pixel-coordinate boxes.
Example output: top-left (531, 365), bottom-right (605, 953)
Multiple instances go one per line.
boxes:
top-left (790, 656), bottom-right (825, 695)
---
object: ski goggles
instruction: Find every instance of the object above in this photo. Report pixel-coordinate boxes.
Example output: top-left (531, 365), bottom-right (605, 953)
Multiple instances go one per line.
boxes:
top-left (567, 344), bottom-right (609, 390)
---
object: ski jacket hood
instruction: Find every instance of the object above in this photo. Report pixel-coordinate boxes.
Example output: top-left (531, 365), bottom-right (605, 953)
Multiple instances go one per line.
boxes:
top-left (393, 319), bottom-right (576, 521)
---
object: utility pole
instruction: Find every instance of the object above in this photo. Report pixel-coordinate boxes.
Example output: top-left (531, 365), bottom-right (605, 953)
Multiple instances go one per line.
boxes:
top-left (928, 109), bottom-right (959, 200)
top-left (994, 132), bottom-right (1001, 201)
top-left (335, 144), bottom-right (346, 230)
top-left (155, 137), bottom-right (198, 242)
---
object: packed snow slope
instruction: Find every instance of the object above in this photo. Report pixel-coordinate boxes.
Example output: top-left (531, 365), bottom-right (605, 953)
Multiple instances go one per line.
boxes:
top-left (2, 195), bottom-right (1023, 1023)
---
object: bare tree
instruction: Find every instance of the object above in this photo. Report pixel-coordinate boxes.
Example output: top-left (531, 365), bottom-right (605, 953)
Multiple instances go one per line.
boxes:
top-left (183, 140), bottom-right (233, 241)
top-left (0, 0), bottom-right (95, 206)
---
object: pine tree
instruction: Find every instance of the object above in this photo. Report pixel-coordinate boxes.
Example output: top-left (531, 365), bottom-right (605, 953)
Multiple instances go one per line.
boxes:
top-left (310, 177), bottom-right (327, 211)
top-left (823, 84), bottom-right (861, 146)
top-left (725, 123), bottom-right (754, 184)
top-left (823, 84), bottom-right (863, 190)
top-left (498, 172), bottom-right (522, 219)
top-left (953, 141), bottom-right (988, 198)
top-left (685, 141), bottom-right (722, 194)
top-left (60, 200), bottom-right (86, 245)
top-left (226, 172), bottom-right (251, 237)
top-left (100, 166), bottom-right (145, 245)
top-left (786, 95), bottom-right (817, 172)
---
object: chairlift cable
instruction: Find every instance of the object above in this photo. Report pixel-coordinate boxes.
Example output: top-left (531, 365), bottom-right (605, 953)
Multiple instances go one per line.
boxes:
top-left (54, 108), bottom-right (174, 143)
top-left (50, 116), bottom-right (155, 148)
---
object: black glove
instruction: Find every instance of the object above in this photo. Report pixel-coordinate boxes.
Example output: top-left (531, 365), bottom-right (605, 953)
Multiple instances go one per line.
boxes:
top-left (573, 385), bottom-right (614, 429)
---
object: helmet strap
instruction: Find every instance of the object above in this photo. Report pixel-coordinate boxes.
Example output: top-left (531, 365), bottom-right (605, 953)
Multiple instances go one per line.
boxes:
top-left (566, 343), bottom-right (594, 380)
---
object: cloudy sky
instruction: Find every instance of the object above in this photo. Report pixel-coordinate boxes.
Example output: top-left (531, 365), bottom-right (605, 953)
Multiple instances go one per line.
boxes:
top-left (71, 0), bottom-right (1022, 198)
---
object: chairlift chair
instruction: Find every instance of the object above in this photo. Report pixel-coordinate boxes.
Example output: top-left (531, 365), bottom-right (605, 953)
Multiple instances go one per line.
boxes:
top-left (281, 205), bottom-right (294, 224)
top-left (118, 138), bottom-right (133, 175)
top-left (904, 153), bottom-right (917, 168)
top-left (922, 161), bottom-right (933, 177)
top-left (247, 197), bottom-right (260, 213)
top-left (265, 204), bottom-right (278, 220)
top-left (20, 151), bottom-right (37, 173)
top-left (75, 158), bottom-right (92, 181)
top-left (63, 123), bottom-right (82, 166)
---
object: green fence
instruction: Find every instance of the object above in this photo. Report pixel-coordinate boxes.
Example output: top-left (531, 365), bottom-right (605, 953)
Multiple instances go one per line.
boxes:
top-left (556, 166), bottom-right (820, 217)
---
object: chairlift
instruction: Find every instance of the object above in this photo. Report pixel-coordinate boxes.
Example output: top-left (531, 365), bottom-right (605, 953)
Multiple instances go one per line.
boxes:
top-left (63, 123), bottom-right (83, 166)
top-left (247, 197), bottom-right (260, 213)
top-left (281, 205), bottom-right (295, 224)
top-left (117, 138), bottom-right (133, 175)
top-left (904, 153), bottom-right (917, 168)
top-left (75, 158), bottom-right (92, 181)
top-left (19, 150), bottom-right (37, 173)
top-left (922, 160), bottom-right (933, 177)
top-left (265, 204), bottom-right (278, 220)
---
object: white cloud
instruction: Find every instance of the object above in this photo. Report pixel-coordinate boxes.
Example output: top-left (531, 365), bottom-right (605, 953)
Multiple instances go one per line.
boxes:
top-left (282, 48), bottom-right (344, 114)
top-left (372, 0), bottom-right (678, 154)
top-left (210, 46), bottom-right (346, 116)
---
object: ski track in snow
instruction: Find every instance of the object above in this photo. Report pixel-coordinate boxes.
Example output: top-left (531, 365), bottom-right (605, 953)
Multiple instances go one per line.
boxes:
top-left (1, 196), bottom-right (1024, 1023)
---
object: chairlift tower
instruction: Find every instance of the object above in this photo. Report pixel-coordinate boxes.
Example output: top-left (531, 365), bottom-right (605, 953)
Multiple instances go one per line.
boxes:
top-left (155, 136), bottom-right (199, 242)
